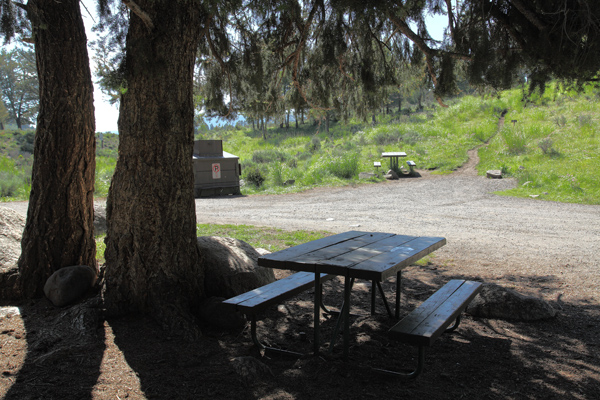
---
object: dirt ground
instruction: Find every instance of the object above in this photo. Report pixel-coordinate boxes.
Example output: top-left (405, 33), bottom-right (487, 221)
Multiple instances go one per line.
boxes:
top-left (1, 153), bottom-right (599, 399)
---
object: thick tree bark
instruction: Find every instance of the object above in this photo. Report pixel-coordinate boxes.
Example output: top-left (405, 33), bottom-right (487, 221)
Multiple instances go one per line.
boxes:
top-left (18, 0), bottom-right (96, 298)
top-left (103, 0), bottom-right (203, 337)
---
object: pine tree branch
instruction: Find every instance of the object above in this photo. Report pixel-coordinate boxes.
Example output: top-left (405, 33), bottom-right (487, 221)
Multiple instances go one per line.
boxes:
top-left (508, 0), bottom-right (547, 32)
top-left (122, 0), bottom-right (154, 31)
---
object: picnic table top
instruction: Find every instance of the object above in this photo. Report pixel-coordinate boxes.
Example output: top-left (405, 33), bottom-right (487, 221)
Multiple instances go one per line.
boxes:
top-left (381, 152), bottom-right (407, 158)
top-left (258, 231), bottom-right (446, 282)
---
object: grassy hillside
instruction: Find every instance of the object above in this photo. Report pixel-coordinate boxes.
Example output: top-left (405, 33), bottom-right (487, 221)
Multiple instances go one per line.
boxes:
top-left (1, 85), bottom-right (599, 205)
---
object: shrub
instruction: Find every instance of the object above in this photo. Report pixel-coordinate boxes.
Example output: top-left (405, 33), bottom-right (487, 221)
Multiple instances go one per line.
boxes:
top-left (373, 130), bottom-right (400, 145)
top-left (0, 171), bottom-right (22, 197)
top-left (538, 138), bottom-right (559, 156)
top-left (578, 114), bottom-right (592, 127)
top-left (270, 162), bottom-right (285, 186)
top-left (305, 137), bottom-right (321, 152)
top-left (244, 165), bottom-right (265, 187)
top-left (252, 149), bottom-right (287, 163)
top-left (501, 128), bottom-right (527, 155)
top-left (554, 115), bottom-right (567, 127)
top-left (326, 152), bottom-right (359, 179)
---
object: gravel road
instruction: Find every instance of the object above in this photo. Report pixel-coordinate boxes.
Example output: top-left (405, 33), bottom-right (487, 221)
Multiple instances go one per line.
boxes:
top-left (3, 164), bottom-right (599, 301)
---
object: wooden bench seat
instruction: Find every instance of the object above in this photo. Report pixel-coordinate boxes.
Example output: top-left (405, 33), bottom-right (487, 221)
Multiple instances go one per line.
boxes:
top-left (222, 271), bottom-right (333, 355)
top-left (406, 160), bottom-right (416, 174)
top-left (381, 279), bottom-right (482, 378)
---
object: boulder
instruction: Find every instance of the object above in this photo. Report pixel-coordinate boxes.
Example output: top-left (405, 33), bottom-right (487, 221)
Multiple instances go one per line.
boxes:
top-left (0, 207), bottom-right (25, 300)
top-left (44, 265), bottom-right (98, 307)
top-left (197, 236), bottom-right (276, 299)
top-left (467, 283), bottom-right (556, 321)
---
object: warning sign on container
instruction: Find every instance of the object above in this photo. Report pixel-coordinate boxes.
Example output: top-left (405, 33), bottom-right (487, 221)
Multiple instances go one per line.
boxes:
top-left (212, 163), bottom-right (221, 179)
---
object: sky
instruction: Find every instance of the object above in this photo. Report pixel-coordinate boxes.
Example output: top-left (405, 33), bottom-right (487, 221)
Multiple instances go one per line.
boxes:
top-left (79, 2), bottom-right (447, 133)
top-left (81, 0), bottom-right (119, 133)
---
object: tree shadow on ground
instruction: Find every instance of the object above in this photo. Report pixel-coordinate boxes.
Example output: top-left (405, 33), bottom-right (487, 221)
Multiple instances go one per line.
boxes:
top-left (2, 297), bottom-right (105, 400)
top-left (107, 266), bottom-right (600, 399)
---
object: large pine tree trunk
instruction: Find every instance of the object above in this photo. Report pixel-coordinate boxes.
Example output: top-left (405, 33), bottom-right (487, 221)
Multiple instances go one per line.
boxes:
top-left (103, 1), bottom-right (203, 337)
top-left (18, 0), bottom-right (96, 298)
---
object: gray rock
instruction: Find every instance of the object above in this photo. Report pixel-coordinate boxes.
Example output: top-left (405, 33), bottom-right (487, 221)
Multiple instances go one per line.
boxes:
top-left (0, 208), bottom-right (25, 300)
top-left (197, 296), bottom-right (246, 329)
top-left (94, 205), bottom-right (107, 235)
top-left (467, 283), bottom-right (556, 321)
top-left (44, 265), bottom-right (98, 307)
top-left (0, 207), bottom-right (24, 269)
top-left (255, 248), bottom-right (271, 256)
top-left (384, 170), bottom-right (399, 180)
top-left (486, 170), bottom-right (503, 179)
top-left (197, 236), bottom-right (276, 298)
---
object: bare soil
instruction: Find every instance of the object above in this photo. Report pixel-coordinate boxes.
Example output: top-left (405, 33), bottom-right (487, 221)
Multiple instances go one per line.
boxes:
top-left (1, 153), bottom-right (599, 399)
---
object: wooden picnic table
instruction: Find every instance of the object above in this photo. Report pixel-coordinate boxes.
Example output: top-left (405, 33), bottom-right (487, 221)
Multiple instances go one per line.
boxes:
top-left (381, 151), bottom-right (407, 172)
top-left (258, 231), bottom-right (446, 359)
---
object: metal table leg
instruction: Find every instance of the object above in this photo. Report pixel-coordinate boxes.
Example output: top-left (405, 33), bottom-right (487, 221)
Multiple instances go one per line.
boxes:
top-left (314, 271), bottom-right (321, 354)
top-left (343, 273), bottom-right (351, 360)
top-left (395, 270), bottom-right (402, 319)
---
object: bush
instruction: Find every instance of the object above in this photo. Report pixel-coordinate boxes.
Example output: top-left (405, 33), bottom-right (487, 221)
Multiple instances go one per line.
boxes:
top-left (270, 162), bottom-right (285, 186)
top-left (244, 165), bottom-right (265, 187)
top-left (501, 128), bottom-right (527, 155)
top-left (538, 138), bottom-right (559, 156)
top-left (326, 152), bottom-right (359, 179)
top-left (0, 171), bottom-right (22, 197)
top-left (252, 149), bottom-right (288, 163)
top-left (305, 137), bottom-right (321, 153)
top-left (17, 131), bottom-right (35, 153)
top-left (373, 130), bottom-right (400, 145)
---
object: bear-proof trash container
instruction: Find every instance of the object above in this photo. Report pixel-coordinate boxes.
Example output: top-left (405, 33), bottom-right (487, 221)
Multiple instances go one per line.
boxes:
top-left (192, 140), bottom-right (241, 197)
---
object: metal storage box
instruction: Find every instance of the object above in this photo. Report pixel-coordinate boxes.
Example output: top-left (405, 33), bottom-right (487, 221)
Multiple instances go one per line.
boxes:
top-left (193, 140), bottom-right (241, 197)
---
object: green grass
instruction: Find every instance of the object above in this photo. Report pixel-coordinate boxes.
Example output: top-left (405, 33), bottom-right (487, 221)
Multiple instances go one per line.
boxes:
top-left (3, 83), bottom-right (600, 205)
top-left (196, 223), bottom-right (331, 252)
top-left (477, 86), bottom-right (600, 204)
top-left (94, 225), bottom-right (331, 262)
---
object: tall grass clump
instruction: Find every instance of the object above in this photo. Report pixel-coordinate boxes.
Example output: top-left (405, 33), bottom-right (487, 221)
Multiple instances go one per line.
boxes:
top-left (501, 127), bottom-right (528, 155)
top-left (326, 151), bottom-right (360, 179)
top-left (270, 162), bottom-right (285, 186)
top-left (252, 149), bottom-right (288, 163)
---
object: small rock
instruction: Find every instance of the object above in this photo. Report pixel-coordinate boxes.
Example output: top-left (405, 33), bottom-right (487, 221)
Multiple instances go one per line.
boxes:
top-left (529, 194), bottom-right (539, 198)
top-left (326, 218), bottom-right (334, 221)
top-left (486, 170), bottom-right (502, 179)
top-left (44, 265), bottom-right (97, 307)
top-left (254, 248), bottom-right (271, 256)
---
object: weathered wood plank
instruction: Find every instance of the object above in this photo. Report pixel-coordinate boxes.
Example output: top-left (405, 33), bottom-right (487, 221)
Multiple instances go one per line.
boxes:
top-left (289, 232), bottom-right (395, 264)
top-left (389, 280), bottom-right (482, 346)
top-left (257, 231), bottom-right (368, 270)
top-left (348, 236), bottom-right (447, 281)
top-left (222, 272), bottom-right (332, 313)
